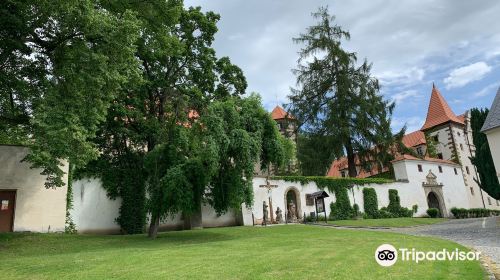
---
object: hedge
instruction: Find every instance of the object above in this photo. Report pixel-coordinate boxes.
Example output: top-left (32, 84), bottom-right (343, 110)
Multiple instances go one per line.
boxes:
top-left (362, 188), bottom-right (378, 218)
top-left (450, 207), bottom-right (500, 219)
top-left (387, 189), bottom-right (413, 217)
top-left (427, 208), bottom-right (439, 218)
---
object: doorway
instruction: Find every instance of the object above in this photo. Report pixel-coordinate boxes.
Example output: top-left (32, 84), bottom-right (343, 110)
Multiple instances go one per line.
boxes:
top-left (0, 190), bottom-right (16, 232)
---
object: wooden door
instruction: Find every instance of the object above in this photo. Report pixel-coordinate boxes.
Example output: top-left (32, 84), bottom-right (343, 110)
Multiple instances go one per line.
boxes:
top-left (0, 190), bottom-right (16, 232)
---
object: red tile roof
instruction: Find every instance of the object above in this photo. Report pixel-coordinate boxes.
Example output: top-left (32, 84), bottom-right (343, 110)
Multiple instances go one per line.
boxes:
top-left (421, 84), bottom-right (464, 130)
top-left (271, 106), bottom-right (295, 120)
top-left (402, 130), bottom-right (426, 147)
top-left (391, 154), bottom-right (458, 165)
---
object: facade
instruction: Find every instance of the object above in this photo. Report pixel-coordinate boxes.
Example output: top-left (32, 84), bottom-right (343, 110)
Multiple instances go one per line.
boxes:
top-left (0, 145), bottom-right (68, 233)
top-left (327, 84), bottom-right (500, 210)
top-left (481, 87), bottom-right (500, 182)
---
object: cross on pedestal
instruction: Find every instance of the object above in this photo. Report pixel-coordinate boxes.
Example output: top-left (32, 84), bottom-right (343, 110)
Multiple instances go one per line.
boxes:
top-left (259, 179), bottom-right (278, 223)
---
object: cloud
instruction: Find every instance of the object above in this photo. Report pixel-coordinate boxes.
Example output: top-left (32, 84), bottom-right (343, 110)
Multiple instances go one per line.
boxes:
top-left (392, 116), bottom-right (424, 133)
top-left (443, 62), bottom-right (492, 89)
top-left (473, 82), bottom-right (500, 98)
top-left (391, 90), bottom-right (421, 104)
top-left (377, 67), bottom-right (425, 87)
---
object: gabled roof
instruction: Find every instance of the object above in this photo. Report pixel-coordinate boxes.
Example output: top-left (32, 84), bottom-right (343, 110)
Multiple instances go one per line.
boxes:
top-left (402, 130), bottom-right (426, 147)
top-left (271, 106), bottom-right (295, 120)
top-left (421, 84), bottom-right (464, 130)
top-left (481, 86), bottom-right (500, 132)
top-left (391, 154), bottom-right (459, 166)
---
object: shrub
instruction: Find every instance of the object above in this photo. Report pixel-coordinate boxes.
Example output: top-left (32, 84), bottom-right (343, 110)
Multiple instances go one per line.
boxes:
top-left (386, 189), bottom-right (413, 218)
top-left (353, 203), bottom-right (360, 217)
top-left (427, 208), bottom-right (439, 218)
top-left (363, 188), bottom-right (378, 219)
top-left (451, 207), bottom-right (500, 219)
top-left (412, 204), bottom-right (418, 214)
top-left (329, 186), bottom-right (354, 220)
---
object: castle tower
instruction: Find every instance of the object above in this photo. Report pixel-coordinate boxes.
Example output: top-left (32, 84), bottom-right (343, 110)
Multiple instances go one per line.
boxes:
top-left (421, 84), bottom-right (486, 208)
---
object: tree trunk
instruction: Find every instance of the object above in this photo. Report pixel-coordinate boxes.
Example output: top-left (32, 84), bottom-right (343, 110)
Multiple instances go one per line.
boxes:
top-left (345, 140), bottom-right (357, 177)
top-left (148, 214), bottom-right (160, 239)
top-left (184, 196), bottom-right (203, 230)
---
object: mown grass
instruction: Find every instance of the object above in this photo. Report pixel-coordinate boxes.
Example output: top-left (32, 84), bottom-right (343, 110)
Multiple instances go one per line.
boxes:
top-left (0, 225), bottom-right (483, 279)
top-left (327, 218), bottom-right (447, 228)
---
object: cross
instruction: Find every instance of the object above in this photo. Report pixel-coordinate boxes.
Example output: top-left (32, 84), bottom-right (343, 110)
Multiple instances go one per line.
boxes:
top-left (259, 178), bottom-right (278, 223)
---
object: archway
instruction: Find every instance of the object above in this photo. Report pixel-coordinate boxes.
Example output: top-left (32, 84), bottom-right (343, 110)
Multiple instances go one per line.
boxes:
top-left (427, 192), bottom-right (442, 217)
top-left (284, 187), bottom-right (301, 222)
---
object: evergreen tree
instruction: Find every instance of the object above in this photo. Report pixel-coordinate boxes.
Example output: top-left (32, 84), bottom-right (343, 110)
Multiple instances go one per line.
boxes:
top-left (470, 108), bottom-right (500, 199)
top-left (288, 7), bottom-right (398, 177)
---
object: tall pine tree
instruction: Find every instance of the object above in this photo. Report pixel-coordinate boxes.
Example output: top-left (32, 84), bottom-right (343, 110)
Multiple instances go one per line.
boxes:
top-left (288, 7), bottom-right (398, 177)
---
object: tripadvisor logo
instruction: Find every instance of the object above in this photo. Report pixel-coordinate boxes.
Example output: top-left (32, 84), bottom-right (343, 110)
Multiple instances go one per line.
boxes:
top-left (375, 244), bottom-right (481, 267)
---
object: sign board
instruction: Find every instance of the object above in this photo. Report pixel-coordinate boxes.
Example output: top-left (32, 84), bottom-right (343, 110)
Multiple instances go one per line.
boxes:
top-left (315, 198), bottom-right (324, 213)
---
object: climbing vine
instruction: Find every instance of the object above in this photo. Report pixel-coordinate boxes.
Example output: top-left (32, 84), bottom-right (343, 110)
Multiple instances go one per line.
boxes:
top-left (65, 163), bottom-right (77, 234)
top-left (271, 176), bottom-right (393, 192)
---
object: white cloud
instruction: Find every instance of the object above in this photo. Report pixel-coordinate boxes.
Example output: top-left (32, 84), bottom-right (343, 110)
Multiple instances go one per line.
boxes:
top-left (392, 116), bottom-right (424, 133)
top-left (444, 62), bottom-right (492, 89)
top-left (472, 82), bottom-right (500, 98)
top-left (377, 67), bottom-right (425, 87)
top-left (391, 90), bottom-right (421, 104)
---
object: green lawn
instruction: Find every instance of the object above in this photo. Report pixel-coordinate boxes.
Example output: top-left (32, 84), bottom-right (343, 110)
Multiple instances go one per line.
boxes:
top-left (0, 225), bottom-right (483, 279)
top-left (328, 218), bottom-right (447, 228)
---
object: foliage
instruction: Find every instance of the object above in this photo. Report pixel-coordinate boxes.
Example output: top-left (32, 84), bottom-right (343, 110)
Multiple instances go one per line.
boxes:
top-left (296, 133), bottom-right (340, 175)
top-left (424, 133), bottom-right (438, 158)
top-left (426, 208), bottom-right (439, 218)
top-left (64, 164), bottom-right (77, 234)
top-left (271, 176), bottom-right (393, 189)
top-left (450, 207), bottom-right (500, 219)
top-left (0, 0), bottom-right (142, 188)
top-left (329, 187), bottom-right (354, 220)
top-left (288, 7), bottom-right (401, 177)
top-left (470, 108), bottom-right (500, 199)
top-left (328, 218), bottom-right (445, 228)
top-left (362, 188), bottom-right (378, 219)
top-left (412, 204), bottom-right (418, 214)
top-left (386, 189), bottom-right (413, 217)
top-left (352, 203), bottom-right (360, 218)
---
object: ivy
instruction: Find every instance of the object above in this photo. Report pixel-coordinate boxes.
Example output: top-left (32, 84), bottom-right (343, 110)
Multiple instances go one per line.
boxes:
top-left (362, 188), bottom-right (378, 219)
top-left (271, 176), bottom-right (393, 192)
top-left (65, 163), bottom-right (77, 234)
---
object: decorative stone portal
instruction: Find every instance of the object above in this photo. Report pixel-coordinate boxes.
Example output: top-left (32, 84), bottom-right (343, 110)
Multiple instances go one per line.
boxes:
top-left (422, 170), bottom-right (447, 217)
top-left (284, 187), bottom-right (301, 223)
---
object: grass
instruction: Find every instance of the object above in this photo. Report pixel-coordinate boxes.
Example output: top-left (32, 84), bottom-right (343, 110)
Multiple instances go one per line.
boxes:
top-left (0, 225), bottom-right (483, 279)
top-left (327, 218), bottom-right (447, 228)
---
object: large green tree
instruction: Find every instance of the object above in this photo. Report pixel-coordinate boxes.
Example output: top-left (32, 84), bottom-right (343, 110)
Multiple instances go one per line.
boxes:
top-left (0, 0), bottom-right (141, 187)
top-left (288, 7), bottom-right (398, 177)
top-left (470, 108), bottom-right (500, 199)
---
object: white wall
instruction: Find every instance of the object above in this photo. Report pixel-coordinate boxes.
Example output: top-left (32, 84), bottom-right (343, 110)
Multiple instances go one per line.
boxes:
top-left (485, 128), bottom-right (500, 183)
top-left (0, 145), bottom-right (67, 232)
top-left (71, 177), bottom-right (239, 233)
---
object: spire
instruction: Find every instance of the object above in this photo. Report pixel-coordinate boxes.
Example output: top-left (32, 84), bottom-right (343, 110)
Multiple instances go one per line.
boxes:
top-left (421, 84), bottom-right (464, 130)
top-left (271, 105), bottom-right (295, 120)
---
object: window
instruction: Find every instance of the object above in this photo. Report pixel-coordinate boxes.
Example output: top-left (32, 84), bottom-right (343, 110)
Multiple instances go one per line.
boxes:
top-left (437, 153), bottom-right (443, 159)
top-left (457, 131), bottom-right (461, 137)
top-left (306, 194), bottom-right (314, 206)
top-left (454, 168), bottom-right (458, 175)
top-left (466, 166), bottom-right (470, 175)
top-left (460, 143), bottom-right (464, 151)
top-left (417, 164), bottom-right (423, 172)
top-left (416, 146), bottom-right (424, 156)
top-left (341, 171), bottom-right (347, 178)
top-left (470, 187), bottom-right (475, 195)
top-left (433, 135), bottom-right (439, 142)
top-left (438, 166), bottom-right (443, 173)
top-left (488, 197), bottom-right (492, 205)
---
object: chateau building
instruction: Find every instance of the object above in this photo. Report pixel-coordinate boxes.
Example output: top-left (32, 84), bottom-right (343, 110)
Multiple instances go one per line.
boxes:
top-left (327, 84), bottom-right (499, 209)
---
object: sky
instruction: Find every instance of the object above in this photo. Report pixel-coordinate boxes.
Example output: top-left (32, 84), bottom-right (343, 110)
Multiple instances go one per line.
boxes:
top-left (185, 0), bottom-right (500, 133)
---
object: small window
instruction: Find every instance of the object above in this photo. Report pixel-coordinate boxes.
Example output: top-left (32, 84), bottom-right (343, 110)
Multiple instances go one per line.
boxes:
top-left (341, 171), bottom-right (347, 178)
top-left (460, 144), bottom-right (464, 151)
top-left (418, 164), bottom-right (423, 172)
top-left (306, 194), bottom-right (314, 206)
top-left (416, 147), bottom-right (424, 156)
top-left (487, 197), bottom-right (492, 205)
top-left (433, 135), bottom-right (439, 142)
top-left (438, 166), bottom-right (443, 173)
top-left (437, 153), bottom-right (443, 159)
top-left (466, 166), bottom-right (470, 175)
top-left (470, 187), bottom-right (474, 195)
top-left (454, 168), bottom-right (458, 175)
top-left (457, 131), bottom-right (461, 136)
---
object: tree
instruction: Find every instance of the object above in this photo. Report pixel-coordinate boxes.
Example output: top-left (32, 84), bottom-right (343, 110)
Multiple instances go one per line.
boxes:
top-left (296, 133), bottom-right (340, 175)
top-left (288, 7), bottom-right (397, 177)
top-left (0, 0), bottom-right (141, 188)
top-left (470, 108), bottom-right (500, 199)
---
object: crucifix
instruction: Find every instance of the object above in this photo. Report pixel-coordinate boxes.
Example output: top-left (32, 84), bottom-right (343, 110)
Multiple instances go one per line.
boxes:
top-left (259, 177), bottom-right (278, 223)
